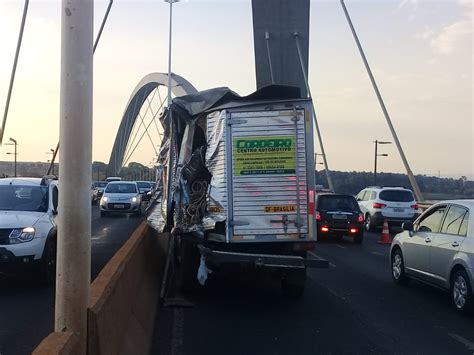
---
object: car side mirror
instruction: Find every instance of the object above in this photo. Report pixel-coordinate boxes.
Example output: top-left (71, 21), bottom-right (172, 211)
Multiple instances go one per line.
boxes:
top-left (402, 222), bottom-right (413, 232)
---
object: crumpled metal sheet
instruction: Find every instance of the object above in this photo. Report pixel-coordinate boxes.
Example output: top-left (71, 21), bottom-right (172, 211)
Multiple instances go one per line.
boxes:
top-left (147, 85), bottom-right (302, 235)
top-left (202, 110), bottom-right (227, 230)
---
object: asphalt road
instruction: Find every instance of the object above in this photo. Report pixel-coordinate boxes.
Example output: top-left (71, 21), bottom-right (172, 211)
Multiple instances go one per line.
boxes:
top-left (0, 206), bottom-right (142, 355)
top-left (152, 232), bottom-right (474, 355)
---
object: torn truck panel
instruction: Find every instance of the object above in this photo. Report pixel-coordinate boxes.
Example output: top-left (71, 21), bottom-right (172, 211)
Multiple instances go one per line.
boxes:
top-left (202, 110), bottom-right (228, 232)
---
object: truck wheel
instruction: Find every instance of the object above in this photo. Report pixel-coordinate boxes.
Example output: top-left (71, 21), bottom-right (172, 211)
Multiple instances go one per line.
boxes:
top-left (180, 241), bottom-right (201, 294)
top-left (282, 267), bottom-right (306, 298)
top-left (37, 237), bottom-right (57, 287)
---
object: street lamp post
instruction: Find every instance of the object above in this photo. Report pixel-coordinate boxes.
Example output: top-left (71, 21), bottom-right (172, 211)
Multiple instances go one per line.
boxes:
top-left (5, 138), bottom-right (18, 177)
top-left (165, 0), bottom-right (179, 107)
top-left (374, 140), bottom-right (391, 185)
top-left (46, 148), bottom-right (55, 175)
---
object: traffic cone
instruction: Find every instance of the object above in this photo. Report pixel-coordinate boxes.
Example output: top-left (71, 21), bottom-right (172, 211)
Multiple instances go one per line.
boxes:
top-left (377, 219), bottom-right (392, 244)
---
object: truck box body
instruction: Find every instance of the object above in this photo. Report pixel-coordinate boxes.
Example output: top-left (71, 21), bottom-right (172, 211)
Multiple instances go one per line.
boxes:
top-left (148, 86), bottom-right (327, 288)
top-left (204, 101), bottom-right (316, 244)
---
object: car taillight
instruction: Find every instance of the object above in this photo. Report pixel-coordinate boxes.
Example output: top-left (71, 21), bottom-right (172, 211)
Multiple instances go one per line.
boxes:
top-left (357, 213), bottom-right (364, 222)
top-left (373, 202), bottom-right (386, 209)
top-left (309, 190), bottom-right (315, 215)
top-left (321, 226), bottom-right (329, 232)
top-left (350, 228), bottom-right (358, 233)
top-left (411, 204), bottom-right (418, 209)
top-left (316, 211), bottom-right (321, 221)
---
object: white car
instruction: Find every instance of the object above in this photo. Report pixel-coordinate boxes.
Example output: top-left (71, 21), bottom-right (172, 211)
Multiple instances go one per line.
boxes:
top-left (391, 200), bottom-right (473, 313)
top-left (99, 181), bottom-right (142, 217)
top-left (356, 186), bottom-right (419, 231)
top-left (0, 177), bottom-right (58, 284)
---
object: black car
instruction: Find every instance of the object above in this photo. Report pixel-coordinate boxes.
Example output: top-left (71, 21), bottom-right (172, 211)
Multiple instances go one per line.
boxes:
top-left (136, 181), bottom-right (153, 201)
top-left (316, 194), bottom-right (364, 244)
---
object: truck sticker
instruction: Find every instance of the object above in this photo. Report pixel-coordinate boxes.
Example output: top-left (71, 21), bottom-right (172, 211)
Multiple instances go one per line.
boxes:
top-left (264, 205), bottom-right (297, 213)
top-left (233, 135), bottom-right (296, 176)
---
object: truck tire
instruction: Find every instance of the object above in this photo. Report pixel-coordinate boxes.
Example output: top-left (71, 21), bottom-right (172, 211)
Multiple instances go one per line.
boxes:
top-left (282, 267), bottom-right (306, 298)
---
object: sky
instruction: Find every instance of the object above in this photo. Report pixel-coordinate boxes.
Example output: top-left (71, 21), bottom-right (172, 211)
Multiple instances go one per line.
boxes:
top-left (0, 0), bottom-right (472, 179)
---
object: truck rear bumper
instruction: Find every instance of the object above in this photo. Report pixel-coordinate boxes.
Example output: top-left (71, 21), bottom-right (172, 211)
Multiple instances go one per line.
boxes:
top-left (198, 245), bottom-right (328, 269)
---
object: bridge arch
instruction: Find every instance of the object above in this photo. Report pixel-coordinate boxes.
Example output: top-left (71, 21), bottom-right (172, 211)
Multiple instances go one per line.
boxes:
top-left (107, 72), bottom-right (197, 176)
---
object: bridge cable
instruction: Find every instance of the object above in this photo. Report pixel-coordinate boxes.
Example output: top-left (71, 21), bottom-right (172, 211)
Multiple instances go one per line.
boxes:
top-left (0, 0), bottom-right (29, 146)
top-left (122, 97), bottom-right (165, 168)
top-left (339, 0), bottom-right (424, 202)
top-left (122, 88), bottom-right (158, 163)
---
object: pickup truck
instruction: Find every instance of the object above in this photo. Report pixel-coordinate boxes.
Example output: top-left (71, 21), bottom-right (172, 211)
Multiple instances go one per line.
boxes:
top-left (149, 85), bottom-right (328, 297)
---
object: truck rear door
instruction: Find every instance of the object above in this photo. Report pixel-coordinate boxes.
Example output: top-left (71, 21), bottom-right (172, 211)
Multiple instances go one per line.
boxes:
top-left (227, 107), bottom-right (314, 242)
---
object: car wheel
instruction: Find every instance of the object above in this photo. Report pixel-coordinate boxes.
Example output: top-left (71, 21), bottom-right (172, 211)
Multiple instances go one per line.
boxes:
top-left (38, 237), bottom-right (56, 287)
top-left (354, 233), bottom-right (364, 244)
top-left (391, 248), bottom-right (409, 285)
top-left (365, 214), bottom-right (375, 232)
top-left (135, 209), bottom-right (142, 217)
top-left (282, 267), bottom-right (306, 298)
top-left (451, 269), bottom-right (473, 314)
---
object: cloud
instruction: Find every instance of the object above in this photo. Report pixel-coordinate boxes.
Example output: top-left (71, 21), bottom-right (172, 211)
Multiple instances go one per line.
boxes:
top-left (429, 0), bottom-right (472, 54)
top-left (398, 0), bottom-right (418, 11)
top-left (414, 28), bottom-right (435, 40)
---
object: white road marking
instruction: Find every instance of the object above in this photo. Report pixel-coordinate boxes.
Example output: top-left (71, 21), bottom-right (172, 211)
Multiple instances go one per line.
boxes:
top-left (308, 251), bottom-right (336, 267)
top-left (449, 333), bottom-right (474, 353)
top-left (335, 244), bottom-right (346, 249)
top-left (371, 251), bottom-right (386, 257)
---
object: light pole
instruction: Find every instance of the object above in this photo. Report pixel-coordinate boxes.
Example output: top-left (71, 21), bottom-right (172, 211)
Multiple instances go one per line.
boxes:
top-left (5, 137), bottom-right (18, 177)
top-left (374, 140), bottom-right (391, 185)
top-left (165, 0), bottom-right (179, 107)
top-left (46, 148), bottom-right (55, 175)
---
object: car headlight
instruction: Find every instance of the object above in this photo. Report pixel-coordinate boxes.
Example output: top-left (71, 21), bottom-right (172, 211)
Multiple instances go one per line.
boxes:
top-left (102, 196), bottom-right (108, 202)
top-left (132, 196), bottom-right (138, 203)
top-left (9, 227), bottom-right (36, 244)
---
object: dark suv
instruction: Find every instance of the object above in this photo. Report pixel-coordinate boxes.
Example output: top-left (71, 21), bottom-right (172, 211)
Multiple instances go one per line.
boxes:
top-left (316, 194), bottom-right (364, 244)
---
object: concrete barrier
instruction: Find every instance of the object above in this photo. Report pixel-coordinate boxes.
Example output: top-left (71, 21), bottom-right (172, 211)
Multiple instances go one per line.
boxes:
top-left (32, 332), bottom-right (80, 355)
top-left (32, 222), bottom-right (169, 355)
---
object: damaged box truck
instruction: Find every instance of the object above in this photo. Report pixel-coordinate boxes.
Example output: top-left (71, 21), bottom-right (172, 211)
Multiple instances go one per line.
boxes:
top-left (148, 85), bottom-right (328, 298)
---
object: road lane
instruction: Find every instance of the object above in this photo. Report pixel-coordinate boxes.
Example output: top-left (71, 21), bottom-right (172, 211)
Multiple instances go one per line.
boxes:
top-left (153, 232), bottom-right (473, 355)
top-left (0, 206), bottom-right (142, 355)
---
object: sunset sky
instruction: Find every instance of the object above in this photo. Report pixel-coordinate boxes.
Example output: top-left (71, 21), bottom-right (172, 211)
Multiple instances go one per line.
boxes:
top-left (0, 0), bottom-right (472, 179)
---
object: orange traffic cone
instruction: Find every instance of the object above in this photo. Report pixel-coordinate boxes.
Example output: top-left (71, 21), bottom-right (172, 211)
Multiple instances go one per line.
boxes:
top-left (377, 219), bottom-right (392, 244)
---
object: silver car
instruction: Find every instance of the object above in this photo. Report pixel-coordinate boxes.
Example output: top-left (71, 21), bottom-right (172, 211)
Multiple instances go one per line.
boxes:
top-left (99, 181), bottom-right (142, 217)
top-left (390, 200), bottom-right (473, 313)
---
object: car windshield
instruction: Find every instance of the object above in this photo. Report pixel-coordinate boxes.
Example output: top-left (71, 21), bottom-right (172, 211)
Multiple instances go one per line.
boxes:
top-left (318, 195), bottom-right (359, 211)
top-left (0, 185), bottom-right (49, 212)
top-left (95, 182), bottom-right (107, 188)
top-left (105, 183), bottom-right (137, 194)
top-left (137, 182), bottom-right (151, 189)
top-left (379, 190), bottom-right (414, 202)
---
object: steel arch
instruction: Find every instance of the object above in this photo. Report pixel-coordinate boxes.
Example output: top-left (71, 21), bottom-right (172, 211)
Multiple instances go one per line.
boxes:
top-left (107, 72), bottom-right (197, 176)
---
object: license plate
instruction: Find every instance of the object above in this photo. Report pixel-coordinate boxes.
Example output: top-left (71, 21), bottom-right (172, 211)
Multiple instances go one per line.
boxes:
top-left (332, 214), bottom-right (347, 220)
top-left (115, 204), bottom-right (125, 209)
top-left (393, 208), bottom-right (404, 212)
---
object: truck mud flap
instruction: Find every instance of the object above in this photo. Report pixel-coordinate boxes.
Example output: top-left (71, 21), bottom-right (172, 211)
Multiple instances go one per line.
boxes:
top-left (198, 245), bottom-right (328, 269)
